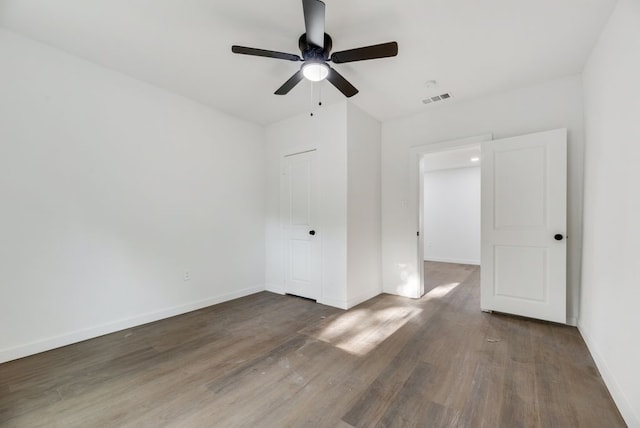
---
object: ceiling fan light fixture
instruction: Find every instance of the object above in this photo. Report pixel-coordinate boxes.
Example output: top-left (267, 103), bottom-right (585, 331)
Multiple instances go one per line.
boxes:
top-left (302, 62), bottom-right (329, 82)
top-left (231, 0), bottom-right (397, 97)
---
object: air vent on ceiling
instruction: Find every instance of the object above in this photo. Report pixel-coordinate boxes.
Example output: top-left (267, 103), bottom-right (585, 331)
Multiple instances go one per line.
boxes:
top-left (422, 93), bottom-right (452, 104)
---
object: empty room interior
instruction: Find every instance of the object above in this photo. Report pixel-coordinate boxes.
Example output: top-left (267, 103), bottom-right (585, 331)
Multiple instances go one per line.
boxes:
top-left (1, 0), bottom-right (639, 426)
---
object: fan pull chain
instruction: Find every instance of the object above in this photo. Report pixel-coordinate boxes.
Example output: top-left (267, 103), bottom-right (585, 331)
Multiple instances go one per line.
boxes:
top-left (309, 81), bottom-right (322, 117)
top-left (309, 82), bottom-right (324, 117)
top-left (310, 81), bottom-right (315, 116)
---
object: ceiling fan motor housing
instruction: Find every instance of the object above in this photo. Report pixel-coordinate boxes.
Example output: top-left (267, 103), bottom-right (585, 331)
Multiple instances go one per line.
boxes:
top-left (299, 33), bottom-right (332, 61)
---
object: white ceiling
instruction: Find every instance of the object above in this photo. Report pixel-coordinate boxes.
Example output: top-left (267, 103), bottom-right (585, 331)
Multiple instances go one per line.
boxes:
top-left (0, 0), bottom-right (616, 125)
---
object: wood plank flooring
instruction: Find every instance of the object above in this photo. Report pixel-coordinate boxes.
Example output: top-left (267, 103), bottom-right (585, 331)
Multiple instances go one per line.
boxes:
top-left (0, 262), bottom-right (626, 427)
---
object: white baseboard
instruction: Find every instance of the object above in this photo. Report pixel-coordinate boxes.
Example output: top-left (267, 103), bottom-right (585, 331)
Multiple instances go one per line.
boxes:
top-left (0, 284), bottom-right (265, 364)
top-left (424, 257), bottom-right (481, 265)
top-left (382, 286), bottom-right (420, 299)
top-left (265, 282), bottom-right (285, 295)
top-left (347, 289), bottom-right (382, 309)
top-left (566, 317), bottom-right (577, 327)
top-left (578, 322), bottom-right (639, 428)
top-left (317, 296), bottom-right (348, 310)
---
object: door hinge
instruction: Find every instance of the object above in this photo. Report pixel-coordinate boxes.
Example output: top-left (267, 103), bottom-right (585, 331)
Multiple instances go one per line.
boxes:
top-left (417, 231), bottom-right (419, 237)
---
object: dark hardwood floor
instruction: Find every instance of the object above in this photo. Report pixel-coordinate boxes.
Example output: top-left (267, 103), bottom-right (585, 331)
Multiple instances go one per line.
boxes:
top-left (0, 262), bottom-right (626, 427)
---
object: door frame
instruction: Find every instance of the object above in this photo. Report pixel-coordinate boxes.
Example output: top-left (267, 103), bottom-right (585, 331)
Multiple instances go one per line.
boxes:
top-left (410, 134), bottom-right (493, 297)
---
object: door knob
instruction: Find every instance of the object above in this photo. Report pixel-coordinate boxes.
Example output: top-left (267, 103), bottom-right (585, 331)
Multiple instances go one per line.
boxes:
top-left (554, 234), bottom-right (564, 241)
top-left (309, 230), bottom-right (316, 236)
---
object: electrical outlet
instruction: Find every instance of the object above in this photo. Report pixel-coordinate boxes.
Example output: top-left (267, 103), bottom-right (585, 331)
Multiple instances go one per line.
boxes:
top-left (183, 270), bottom-right (191, 281)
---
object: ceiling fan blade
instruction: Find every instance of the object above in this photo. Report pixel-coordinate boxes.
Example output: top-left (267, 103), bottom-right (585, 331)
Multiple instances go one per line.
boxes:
top-left (326, 67), bottom-right (358, 98)
top-left (302, 0), bottom-right (325, 48)
top-left (275, 70), bottom-right (305, 95)
top-left (232, 45), bottom-right (301, 62)
top-left (331, 42), bottom-right (398, 64)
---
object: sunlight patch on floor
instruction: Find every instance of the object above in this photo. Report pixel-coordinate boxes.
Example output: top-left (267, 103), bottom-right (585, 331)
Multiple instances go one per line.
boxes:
top-left (311, 306), bottom-right (422, 356)
top-left (424, 282), bottom-right (460, 300)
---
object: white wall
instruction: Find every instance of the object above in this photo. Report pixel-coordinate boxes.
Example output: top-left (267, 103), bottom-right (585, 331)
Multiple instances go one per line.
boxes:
top-left (346, 103), bottom-right (382, 307)
top-left (382, 75), bottom-right (585, 324)
top-left (580, 1), bottom-right (640, 425)
top-left (265, 101), bottom-right (349, 308)
top-left (423, 166), bottom-right (480, 265)
top-left (0, 29), bottom-right (266, 363)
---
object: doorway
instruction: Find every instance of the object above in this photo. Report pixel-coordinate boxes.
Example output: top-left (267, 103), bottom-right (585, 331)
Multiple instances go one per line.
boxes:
top-left (412, 130), bottom-right (568, 324)
top-left (421, 146), bottom-right (481, 294)
top-left (410, 134), bottom-right (492, 297)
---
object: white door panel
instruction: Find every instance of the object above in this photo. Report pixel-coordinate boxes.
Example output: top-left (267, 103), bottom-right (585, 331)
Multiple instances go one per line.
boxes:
top-left (281, 151), bottom-right (320, 300)
top-left (481, 129), bottom-right (567, 324)
top-left (494, 146), bottom-right (546, 229)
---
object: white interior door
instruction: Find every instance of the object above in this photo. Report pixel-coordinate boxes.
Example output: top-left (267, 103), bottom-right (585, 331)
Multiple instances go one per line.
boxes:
top-left (281, 150), bottom-right (321, 300)
top-left (481, 129), bottom-right (567, 324)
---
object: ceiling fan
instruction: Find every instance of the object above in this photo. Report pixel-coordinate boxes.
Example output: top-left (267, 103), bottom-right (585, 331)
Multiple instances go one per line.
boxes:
top-left (231, 0), bottom-right (398, 98)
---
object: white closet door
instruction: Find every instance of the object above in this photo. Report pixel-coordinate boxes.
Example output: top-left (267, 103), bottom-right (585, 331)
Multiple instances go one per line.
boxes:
top-left (282, 150), bottom-right (321, 300)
